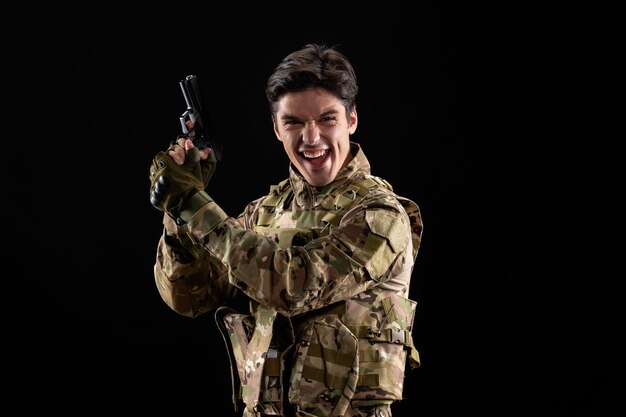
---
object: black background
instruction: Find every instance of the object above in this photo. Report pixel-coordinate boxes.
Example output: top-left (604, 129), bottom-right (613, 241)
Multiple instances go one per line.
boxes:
top-left (7, 1), bottom-right (621, 416)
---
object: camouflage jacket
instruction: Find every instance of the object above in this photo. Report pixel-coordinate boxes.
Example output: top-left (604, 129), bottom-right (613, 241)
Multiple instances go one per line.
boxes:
top-left (154, 142), bottom-right (423, 416)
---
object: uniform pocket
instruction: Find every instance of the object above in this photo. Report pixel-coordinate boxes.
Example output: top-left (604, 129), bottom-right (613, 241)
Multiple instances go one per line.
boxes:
top-left (288, 316), bottom-right (359, 417)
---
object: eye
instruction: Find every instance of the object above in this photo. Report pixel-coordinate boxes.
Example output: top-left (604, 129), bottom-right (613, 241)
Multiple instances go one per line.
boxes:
top-left (319, 116), bottom-right (337, 124)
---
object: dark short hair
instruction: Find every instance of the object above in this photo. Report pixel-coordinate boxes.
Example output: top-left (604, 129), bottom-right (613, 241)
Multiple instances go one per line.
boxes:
top-left (266, 43), bottom-right (358, 118)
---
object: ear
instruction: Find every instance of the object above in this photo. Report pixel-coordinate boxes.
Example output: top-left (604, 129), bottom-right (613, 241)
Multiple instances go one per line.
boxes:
top-left (348, 108), bottom-right (358, 135)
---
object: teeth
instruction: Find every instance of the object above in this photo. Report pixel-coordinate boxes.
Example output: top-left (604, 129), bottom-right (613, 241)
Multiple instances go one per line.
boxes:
top-left (303, 150), bottom-right (326, 158)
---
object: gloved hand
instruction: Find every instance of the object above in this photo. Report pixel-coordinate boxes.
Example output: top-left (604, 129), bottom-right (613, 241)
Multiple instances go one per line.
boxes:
top-left (168, 135), bottom-right (218, 187)
top-left (149, 138), bottom-right (216, 219)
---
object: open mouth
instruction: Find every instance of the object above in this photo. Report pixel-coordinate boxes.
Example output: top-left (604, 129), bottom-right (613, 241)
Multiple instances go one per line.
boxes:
top-left (302, 149), bottom-right (329, 159)
top-left (300, 149), bottom-right (330, 168)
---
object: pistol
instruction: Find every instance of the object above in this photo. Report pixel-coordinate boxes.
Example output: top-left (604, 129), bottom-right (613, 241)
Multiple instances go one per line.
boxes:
top-left (179, 74), bottom-right (223, 162)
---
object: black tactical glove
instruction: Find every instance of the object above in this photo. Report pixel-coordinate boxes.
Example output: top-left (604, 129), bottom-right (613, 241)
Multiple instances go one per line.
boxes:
top-left (149, 140), bottom-right (216, 220)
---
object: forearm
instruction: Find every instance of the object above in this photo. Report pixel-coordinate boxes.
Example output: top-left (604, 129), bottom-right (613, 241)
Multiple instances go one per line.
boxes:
top-left (154, 213), bottom-right (237, 317)
top-left (183, 194), bottom-right (406, 316)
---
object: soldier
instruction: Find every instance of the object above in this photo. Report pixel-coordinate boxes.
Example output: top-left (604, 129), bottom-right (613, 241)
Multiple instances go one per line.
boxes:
top-left (149, 43), bottom-right (423, 417)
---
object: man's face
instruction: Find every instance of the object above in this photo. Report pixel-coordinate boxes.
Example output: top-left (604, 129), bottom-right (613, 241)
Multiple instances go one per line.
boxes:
top-left (273, 88), bottom-right (357, 187)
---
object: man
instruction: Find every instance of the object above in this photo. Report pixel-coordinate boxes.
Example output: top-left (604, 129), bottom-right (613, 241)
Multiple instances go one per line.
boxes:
top-left (149, 43), bottom-right (423, 417)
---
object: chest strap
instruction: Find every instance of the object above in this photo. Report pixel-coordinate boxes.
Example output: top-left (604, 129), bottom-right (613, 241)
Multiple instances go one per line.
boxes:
top-left (216, 305), bottom-right (277, 414)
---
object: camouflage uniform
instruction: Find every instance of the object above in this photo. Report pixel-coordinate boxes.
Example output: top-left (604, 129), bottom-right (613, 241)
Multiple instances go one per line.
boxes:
top-left (154, 142), bottom-right (423, 417)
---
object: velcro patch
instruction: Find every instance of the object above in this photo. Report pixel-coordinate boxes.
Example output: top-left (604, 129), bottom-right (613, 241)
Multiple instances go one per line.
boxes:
top-left (359, 209), bottom-right (409, 279)
top-left (366, 209), bottom-right (409, 253)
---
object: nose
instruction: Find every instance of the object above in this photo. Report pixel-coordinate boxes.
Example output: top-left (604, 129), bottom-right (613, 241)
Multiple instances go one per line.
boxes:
top-left (302, 121), bottom-right (320, 145)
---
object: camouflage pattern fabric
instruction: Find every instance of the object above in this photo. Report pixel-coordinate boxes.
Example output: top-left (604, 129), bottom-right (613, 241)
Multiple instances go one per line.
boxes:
top-left (154, 142), bottom-right (423, 416)
top-left (221, 304), bottom-right (277, 413)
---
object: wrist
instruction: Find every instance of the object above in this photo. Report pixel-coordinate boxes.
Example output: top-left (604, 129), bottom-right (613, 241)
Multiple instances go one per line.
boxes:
top-left (177, 190), bottom-right (213, 224)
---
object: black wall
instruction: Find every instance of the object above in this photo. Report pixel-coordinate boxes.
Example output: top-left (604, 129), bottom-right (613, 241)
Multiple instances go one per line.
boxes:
top-left (7, 1), bottom-right (620, 415)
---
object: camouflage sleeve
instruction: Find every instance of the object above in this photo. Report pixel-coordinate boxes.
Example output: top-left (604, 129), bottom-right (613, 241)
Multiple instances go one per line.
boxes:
top-left (154, 212), bottom-right (240, 318)
top-left (184, 190), bottom-right (418, 316)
